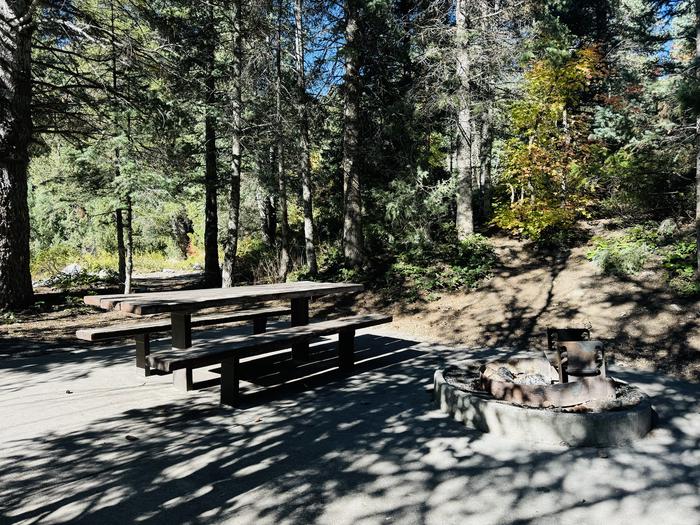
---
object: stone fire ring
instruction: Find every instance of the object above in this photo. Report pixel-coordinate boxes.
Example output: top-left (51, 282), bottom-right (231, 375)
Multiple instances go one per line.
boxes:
top-left (434, 369), bottom-right (654, 447)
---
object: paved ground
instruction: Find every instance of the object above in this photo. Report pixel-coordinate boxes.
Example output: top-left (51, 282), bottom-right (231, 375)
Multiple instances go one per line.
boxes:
top-left (1, 325), bottom-right (699, 525)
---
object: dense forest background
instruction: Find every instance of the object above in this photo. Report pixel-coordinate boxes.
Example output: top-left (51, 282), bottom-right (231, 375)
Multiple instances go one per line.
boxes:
top-left (1, 0), bottom-right (700, 310)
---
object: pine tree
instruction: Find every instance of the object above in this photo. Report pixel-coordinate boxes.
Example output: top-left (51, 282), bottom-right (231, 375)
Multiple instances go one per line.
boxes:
top-left (0, 0), bottom-right (37, 310)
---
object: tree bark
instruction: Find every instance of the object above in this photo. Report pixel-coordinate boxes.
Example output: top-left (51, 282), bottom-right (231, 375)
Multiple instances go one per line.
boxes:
top-left (116, 208), bottom-right (126, 283)
top-left (480, 105), bottom-right (493, 221)
top-left (0, 0), bottom-right (35, 310)
top-left (455, 0), bottom-right (474, 240)
top-left (222, 0), bottom-right (242, 287)
top-left (124, 196), bottom-right (133, 294)
top-left (294, 0), bottom-right (318, 275)
top-left (342, 0), bottom-right (364, 268)
top-left (256, 185), bottom-right (276, 247)
top-left (203, 15), bottom-right (221, 287)
top-left (696, 0), bottom-right (700, 274)
top-left (276, 0), bottom-right (290, 282)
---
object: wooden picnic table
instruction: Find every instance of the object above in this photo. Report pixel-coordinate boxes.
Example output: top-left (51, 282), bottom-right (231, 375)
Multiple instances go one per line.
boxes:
top-left (84, 281), bottom-right (364, 360)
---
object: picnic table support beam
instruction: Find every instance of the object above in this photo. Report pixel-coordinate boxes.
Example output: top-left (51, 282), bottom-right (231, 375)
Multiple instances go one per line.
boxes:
top-left (338, 329), bottom-right (355, 371)
top-left (253, 317), bottom-right (267, 334)
top-left (290, 297), bottom-right (309, 360)
top-left (171, 312), bottom-right (192, 349)
top-left (220, 356), bottom-right (240, 406)
top-left (173, 368), bottom-right (194, 391)
top-left (135, 334), bottom-right (151, 376)
top-left (172, 312), bottom-right (193, 390)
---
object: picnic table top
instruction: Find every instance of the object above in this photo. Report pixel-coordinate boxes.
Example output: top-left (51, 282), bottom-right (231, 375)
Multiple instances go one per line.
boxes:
top-left (83, 281), bottom-right (364, 316)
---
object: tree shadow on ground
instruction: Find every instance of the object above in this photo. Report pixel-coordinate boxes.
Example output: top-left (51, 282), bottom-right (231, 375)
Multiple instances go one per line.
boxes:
top-left (0, 332), bottom-right (698, 524)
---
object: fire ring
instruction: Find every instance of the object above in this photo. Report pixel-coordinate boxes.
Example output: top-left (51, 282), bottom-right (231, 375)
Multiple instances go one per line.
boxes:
top-left (434, 363), bottom-right (654, 447)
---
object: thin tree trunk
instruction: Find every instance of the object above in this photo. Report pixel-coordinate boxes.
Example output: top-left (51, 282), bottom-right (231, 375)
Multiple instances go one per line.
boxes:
top-left (0, 1), bottom-right (34, 309)
top-left (203, 7), bottom-right (221, 287)
top-left (470, 116), bottom-right (481, 191)
top-left (294, 0), bottom-right (318, 275)
top-left (480, 105), bottom-right (493, 221)
top-left (116, 208), bottom-right (126, 283)
top-left (455, 0), bottom-right (474, 240)
top-left (276, 0), bottom-right (290, 282)
top-left (204, 112), bottom-right (220, 286)
top-left (124, 197), bottom-right (133, 294)
top-left (222, 0), bottom-right (242, 287)
top-left (256, 185), bottom-right (276, 247)
top-left (342, 0), bottom-right (364, 267)
top-left (696, 0), bottom-right (700, 274)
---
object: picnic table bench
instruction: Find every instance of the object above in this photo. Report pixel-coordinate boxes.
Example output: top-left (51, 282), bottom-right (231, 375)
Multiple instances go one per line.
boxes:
top-left (78, 281), bottom-right (392, 405)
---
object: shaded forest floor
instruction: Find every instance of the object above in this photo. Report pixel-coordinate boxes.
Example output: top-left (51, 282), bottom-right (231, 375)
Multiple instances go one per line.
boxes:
top-left (2, 232), bottom-right (699, 381)
top-left (359, 233), bottom-right (700, 382)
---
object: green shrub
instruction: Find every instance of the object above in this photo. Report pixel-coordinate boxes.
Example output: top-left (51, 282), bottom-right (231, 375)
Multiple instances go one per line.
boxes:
top-left (31, 244), bottom-right (80, 277)
top-left (492, 200), bottom-right (579, 242)
top-left (235, 237), bottom-right (278, 283)
top-left (586, 236), bottom-right (652, 275)
top-left (31, 245), bottom-right (203, 280)
top-left (662, 240), bottom-right (699, 296)
top-left (289, 244), bottom-right (361, 283)
top-left (455, 235), bottom-right (497, 267)
top-left (662, 240), bottom-right (696, 274)
top-left (389, 234), bottom-right (496, 293)
top-left (43, 269), bottom-right (121, 291)
top-left (625, 223), bottom-right (661, 246)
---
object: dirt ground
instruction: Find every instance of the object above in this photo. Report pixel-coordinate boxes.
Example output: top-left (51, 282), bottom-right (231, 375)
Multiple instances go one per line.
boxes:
top-left (2, 233), bottom-right (699, 381)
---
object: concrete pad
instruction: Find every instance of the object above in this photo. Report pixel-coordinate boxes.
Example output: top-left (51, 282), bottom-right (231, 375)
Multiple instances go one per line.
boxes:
top-left (0, 326), bottom-right (698, 524)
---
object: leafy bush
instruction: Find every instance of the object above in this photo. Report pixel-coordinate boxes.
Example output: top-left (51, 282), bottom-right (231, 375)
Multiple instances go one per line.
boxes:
top-left (662, 240), bottom-right (699, 296)
top-left (40, 269), bottom-right (121, 291)
top-left (31, 244), bottom-right (79, 277)
top-left (662, 240), bottom-right (696, 274)
top-left (235, 237), bottom-right (278, 284)
top-left (492, 200), bottom-right (579, 242)
top-left (586, 236), bottom-right (652, 275)
top-left (31, 245), bottom-right (204, 279)
top-left (289, 244), bottom-right (361, 283)
top-left (388, 235), bottom-right (496, 293)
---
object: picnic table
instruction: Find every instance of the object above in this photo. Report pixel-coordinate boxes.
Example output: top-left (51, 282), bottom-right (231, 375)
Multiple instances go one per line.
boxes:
top-left (85, 281), bottom-right (362, 351)
top-left (79, 281), bottom-right (391, 404)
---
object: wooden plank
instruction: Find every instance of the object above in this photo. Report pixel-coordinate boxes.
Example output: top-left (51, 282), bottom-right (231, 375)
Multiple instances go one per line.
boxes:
top-left (129, 282), bottom-right (363, 315)
top-left (83, 281), bottom-right (363, 315)
top-left (75, 306), bottom-right (290, 341)
top-left (147, 313), bottom-right (392, 372)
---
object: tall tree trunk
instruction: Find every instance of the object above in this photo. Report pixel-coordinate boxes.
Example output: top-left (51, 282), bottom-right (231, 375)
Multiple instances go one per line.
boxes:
top-left (203, 14), bottom-right (221, 287)
top-left (222, 0), bottom-right (242, 287)
top-left (124, 196), bottom-right (134, 294)
top-left (276, 0), bottom-right (290, 282)
top-left (696, 0), bottom-right (700, 274)
top-left (294, 0), bottom-right (318, 275)
top-left (455, 0), bottom-right (474, 240)
top-left (110, 0), bottom-right (134, 293)
top-left (116, 208), bottom-right (126, 283)
top-left (0, 1), bottom-right (35, 309)
top-left (480, 105), bottom-right (493, 221)
top-left (342, 0), bottom-right (364, 267)
top-left (256, 185), bottom-right (276, 247)
top-left (470, 116), bottom-right (481, 191)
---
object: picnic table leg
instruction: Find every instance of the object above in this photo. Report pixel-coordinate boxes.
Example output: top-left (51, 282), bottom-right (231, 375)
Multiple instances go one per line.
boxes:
top-left (338, 329), bottom-right (355, 372)
top-left (220, 356), bottom-right (240, 406)
top-left (253, 317), bottom-right (267, 334)
top-left (171, 312), bottom-right (193, 391)
top-left (291, 297), bottom-right (309, 360)
top-left (135, 334), bottom-right (151, 377)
